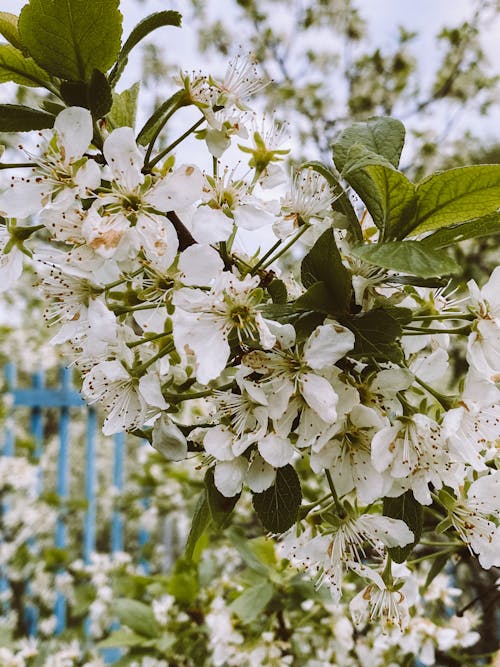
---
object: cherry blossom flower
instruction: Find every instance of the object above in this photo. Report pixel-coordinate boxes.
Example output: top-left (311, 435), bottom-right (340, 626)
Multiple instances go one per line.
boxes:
top-left (281, 513), bottom-right (414, 602)
top-left (172, 272), bottom-right (275, 384)
top-left (0, 107), bottom-right (100, 219)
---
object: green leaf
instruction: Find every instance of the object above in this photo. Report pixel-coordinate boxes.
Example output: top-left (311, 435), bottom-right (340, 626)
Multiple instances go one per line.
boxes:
top-left (205, 468), bottom-right (240, 530)
top-left (412, 165), bottom-right (500, 234)
top-left (168, 558), bottom-right (199, 605)
top-left (421, 211), bottom-right (500, 249)
top-left (136, 89), bottom-right (188, 146)
top-left (267, 278), bottom-right (287, 304)
top-left (60, 80), bottom-right (88, 107)
top-left (114, 598), bottom-right (161, 638)
top-left (109, 11), bottom-right (182, 86)
top-left (229, 582), bottom-right (274, 624)
top-left (350, 241), bottom-right (460, 278)
top-left (0, 104), bottom-right (54, 131)
top-left (0, 12), bottom-right (24, 51)
top-left (424, 552), bottom-right (450, 589)
top-left (227, 527), bottom-right (270, 575)
top-left (184, 489), bottom-right (211, 561)
top-left (88, 69), bottom-right (113, 118)
top-left (301, 228), bottom-right (352, 312)
top-left (294, 281), bottom-right (338, 315)
top-left (18, 0), bottom-right (123, 82)
top-left (383, 491), bottom-right (423, 563)
top-left (107, 82), bottom-right (140, 130)
top-left (343, 152), bottom-right (417, 239)
top-left (0, 44), bottom-right (51, 87)
top-left (344, 309), bottom-right (403, 363)
top-left (98, 628), bottom-right (147, 648)
top-left (333, 116), bottom-right (405, 172)
top-left (252, 465), bottom-right (302, 534)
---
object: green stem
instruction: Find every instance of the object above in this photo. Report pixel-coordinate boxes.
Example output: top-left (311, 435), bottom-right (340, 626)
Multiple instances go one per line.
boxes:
top-left (0, 162), bottom-right (35, 170)
top-left (259, 224), bottom-right (310, 271)
top-left (250, 239), bottom-right (282, 275)
top-left (324, 469), bottom-right (343, 516)
top-left (133, 343), bottom-right (175, 375)
top-left (414, 376), bottom-right (456, 410)
top-left (112, 303), bottom-right (160, 315)
top-left (127, 332), bottom-right (172, 349)
top-left (403, 325), bottom-right (471, 335)
top-left (163, 381), bottom-right (234, 404)
top-left (148, 117), bottom-right (206, 168)
top-left (407, 547), bottom-right (454, 565)
top-left (413, 313), bottom-right (474, 321)
top-left (103, 268), bottom-right (143, 291)
top-left (144, 105), bottom-right (180, 168)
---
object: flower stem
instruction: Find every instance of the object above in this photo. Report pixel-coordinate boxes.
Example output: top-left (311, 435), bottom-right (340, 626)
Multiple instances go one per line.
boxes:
top-left (414, 376), bottom-right (456, 410)
top-left (0, 162), bottom-right (35, 170)
top-left (325, 469), bottom-right (344, 516)
top-left (149, 117), bottom-right (206, 168)
top-left (258, 224), bottom-right (309, 271)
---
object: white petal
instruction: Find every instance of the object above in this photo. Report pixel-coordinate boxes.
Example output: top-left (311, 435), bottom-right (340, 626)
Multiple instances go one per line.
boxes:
top-left (371, 425), bottom-right (400, 473)
top-left (103, 127), bottom-right (144, 191)
top-left (246, 455), bottom-right (276, 492)
top-left (0, 179), bottom-right (47, 218)
top-left (204, 427), bottom-right (234, 461)
top-left (147, 164), bottom-right (204, 211)
top-left (356, 514), bottom-right (414, 548)
top-left (54, 107), bottom-right (93, 161)
top-left (190, 206), bottom-right (233, 243)
top-left (258, 434), bottom-right (294, 467)
top-left (299, 373), bottom-right (338, 423)
top-left (152, 415), bottom-right (188, 461)
top-left (214, 459), bottom-right (247, 497)
top-left (178, 244), bottom-right (224, 286)
top-left (303, 323), bottom-right (355, 369)
top-left (138, 372), bottom-right (168, 409)
top-left (233, 203), bottom-right (274, 230)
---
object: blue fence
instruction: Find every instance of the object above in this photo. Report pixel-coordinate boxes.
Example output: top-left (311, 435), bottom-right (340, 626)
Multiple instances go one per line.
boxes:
top-left (0, 364), bottom-right (135, 661)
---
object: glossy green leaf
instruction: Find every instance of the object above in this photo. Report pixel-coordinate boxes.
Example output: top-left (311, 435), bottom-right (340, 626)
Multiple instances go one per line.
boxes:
top-left (168, 559), bottom-right (199, 605)
top-left (412, 165), bottom-right (500, 234)
top-left (333, 116), bottom-right (405, 172)
top-left (301, 228), bottom-right (352, 312)
top-left (252, 465), bottom-right (301, 534)
top-left (59, 80), bottom-right (87, 107)
top-left (229, 582), bottom-right (274, 623)
top-left (88, 69), bottom-right (113, 118)
top-left (383, 491), bottom-right (423, 563)
top-left (136, 89), bottom-right (188, 146)
top-left (294, 281), bottom-right (338, 315)
top-left (205, 468), bottom-right (240, 530)
top-left (184, 489), bottom-right (210, 561)
top-left (340, 144), bottom-right (416, 237)
top-left (421, 211), bottom-right (500, 249)
top-left (344, 309), bottom-right (403, 363)
top-left (109, 10), bottom-right (182, 85)
top-left (424, 552), bottom-right (450, 589)
top-left (267, 278), bottom-right (287, 304)
top-left (351, 241), bottom-right (460, 278)
top-left (0, 44), bottom-right (51, 87)
top-left (0, 104), bottom-right (54, 131)
top-left (98, 629), bottom-right (147, 648)
top-left (0, 12), bottom-right (24, 52)
top-left (227, 527), bottom-right (270, 575)
top-left (114, 598), bottom-right (161, 638)
top-left (107, 82), bottom-right (140, 130)
top-left (18, 0), bottom-right (123, 82)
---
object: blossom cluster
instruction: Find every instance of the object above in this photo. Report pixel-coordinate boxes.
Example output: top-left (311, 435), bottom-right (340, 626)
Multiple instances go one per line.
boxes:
top-left (1, 49), bottom-right (500, 636)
